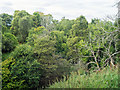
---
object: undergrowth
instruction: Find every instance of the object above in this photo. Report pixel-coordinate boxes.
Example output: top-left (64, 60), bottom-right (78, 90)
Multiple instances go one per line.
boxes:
top-left (48, 67), bottom-right (118, 88)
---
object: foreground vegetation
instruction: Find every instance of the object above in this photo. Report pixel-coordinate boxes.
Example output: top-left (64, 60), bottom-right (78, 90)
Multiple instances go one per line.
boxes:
top-left (49, 67), bottom-right (118, 88)
top-left (0, 8), bottom-right (119, 89)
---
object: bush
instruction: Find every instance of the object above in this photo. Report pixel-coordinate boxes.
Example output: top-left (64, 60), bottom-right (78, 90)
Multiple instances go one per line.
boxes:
top-left (2, 33), bottom-right (18, 53)
top-left (2, 58), bottom-right (27, 89)
top-left (11, 44), bottom-right (33, 61)
top-left (33, 36), bottom-right (72, 88)
top-left (10, 44), bottom-right (43, 88)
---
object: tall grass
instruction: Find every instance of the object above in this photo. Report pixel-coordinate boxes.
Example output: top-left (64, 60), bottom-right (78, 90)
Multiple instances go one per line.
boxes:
top-left (48, 67), bottom-right (118, 88)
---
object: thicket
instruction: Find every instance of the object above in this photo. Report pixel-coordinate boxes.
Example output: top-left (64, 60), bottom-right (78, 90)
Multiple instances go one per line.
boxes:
top-left (0, 10), bottom-right (119, 89)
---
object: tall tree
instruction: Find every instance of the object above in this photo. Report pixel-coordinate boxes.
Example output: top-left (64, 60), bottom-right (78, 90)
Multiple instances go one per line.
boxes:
top-left (10, 10), bottom-right (33, 43)
top-left (0, 13), bottom-right (13, 33)
top-left (71, 15), bottom-right (88, 40)
top-left (32, 12), bottom-right (41, 27)
top-left (0, 13), bottom-right (13, 28)
top-left (56, 18), bottom-right (74, 36)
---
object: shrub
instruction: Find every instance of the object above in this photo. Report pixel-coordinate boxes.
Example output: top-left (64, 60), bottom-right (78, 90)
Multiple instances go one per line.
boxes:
top-left (11, 44), bottom-right (33, 61)
top-left (10, 44), bottom-right (43, 88)
top-left (2, 58), bottom-right (27, 89)
top-left (33, 36), bottom-right (71, 88)
top-left (2, 33), bottom-right (18, 53)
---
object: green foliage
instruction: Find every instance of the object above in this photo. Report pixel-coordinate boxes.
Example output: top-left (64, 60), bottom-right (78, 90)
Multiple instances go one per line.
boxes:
top-left (2, 10), bottom-right (119, 89)
top-left (33, 36), bottom-right (71, 87)
top-left (10, 44), bottom-right (42, 88)
top-left (49, 67), bottom-right (118, 88)
top-left (2, 58), bottom-right (27, 89)
top-left (2, 33), bottom-right (18, 53)
top-left (10, 10), bottom-right (32, 43)
top-left (56, 18), bottom-right (74, 36)
top-left (91, 18), bottom-right (100, 24)
top-left (33, 12), bottom-right (55, 31)
top-left (71, 15), bottom-right (88, 40)
top-left (66, 36), bottom-right (80, 64)
top-left (27, 26), bottom-right (49, 46)
top-left (18, 16), bottom-right (33, 42)
top-left (75, 15), bottom-right (88, 30)
top-left (50, 31), bottom-right (68, 56)
top-left (114, 18), bottom-right (120, 58)
top-left (0, 13), bottom-right (13, 28)
top-left (0, 13), bottom-right (13, 34)
top-left (32, 12), bottom-right (41, 27)
top-left (11, 44), bottom-right (33, 60)
top-left (33, 36), bottom-right (57, 71)
top-left (2, 52), bottom-right (11, 61)
top-left (41, 14), bottom-right (53, 29)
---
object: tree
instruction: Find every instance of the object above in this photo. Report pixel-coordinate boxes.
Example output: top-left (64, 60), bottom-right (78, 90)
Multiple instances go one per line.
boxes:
top-left (78, 21), bottom-right (119, 70)
top-left (10, 10), bottom-right (33, 43)
top-left (0, 13), bottom-right (13, 34)
top-left (33, 36), bottom-right (57, 86)
top-left (27, 26), bottom-right (49, 46)
top-left (56, 18), bottom-right (74, 37)
top-left (40, 13), bottom-right (55, 31)
top-left (50, 31), bottom-right (68, 56)
top-left (91, 18), bottom-right (100, 24)
top-left (18, 16), bottom-right (33, 42)
top-left (2, 58), bottom-right (27, 89)
top-left (10, 44), bottom-right (42, 88)
top-left (0, 13), bottom-right (13, 28)
top-left (66, 36), bottom-right (80, 64)
top-left (33, 35), bottom-right (71, 87)
top-left (2, 33), bottom-right (18, 53)
top-left (32, 12), bottom-right (41, 27)
top-left (71, 15), bottom-right (88, 40)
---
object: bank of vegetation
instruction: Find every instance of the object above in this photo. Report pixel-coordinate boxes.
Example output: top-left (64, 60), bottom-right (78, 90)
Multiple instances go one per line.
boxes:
top-left (0, 9), bottom-right (119, 89)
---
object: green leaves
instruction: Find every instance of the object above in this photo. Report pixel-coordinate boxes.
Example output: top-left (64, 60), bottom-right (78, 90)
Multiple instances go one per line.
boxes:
top-left (70, 15), bottom-right (88, 40)
top-left (0, 13), bottom-right (13, 28)
top-left (10, 10), bottom-right (33, 43)
top-left (2, 33), bottom-right (18, 53)
top-left (56, 18), bottom-right (74, 36)
top-left (49, 67), bottom-right (118, 88)
top-left (9, 44), bottom-right (43, 88)
top-left (2, 10), bottom-right (119, 89)
top-left (27, 26), bottom-right (49, 46)
top-left (2, 58), bottom-right (27, 88)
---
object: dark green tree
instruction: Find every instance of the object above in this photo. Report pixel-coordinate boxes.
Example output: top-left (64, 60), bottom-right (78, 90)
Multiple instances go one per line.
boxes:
top-left (71, 15), bottom-right (88, 40)
top-left (32, 12), bottom-right (41, 27)
top-left (10, 10), bottom-right (33, 43)
top-left (50, 31), bottom-right (68, 56)
top-left (10, 44), bottom-right (42, 88)
top-left (2, 33), bottom-right (18, 53)
top-left (0, 13), bottom-right (13, 28)
top-left (0, 13), bottom-right (13, 33)
top-left (56, 18), bottom-right (74, 36)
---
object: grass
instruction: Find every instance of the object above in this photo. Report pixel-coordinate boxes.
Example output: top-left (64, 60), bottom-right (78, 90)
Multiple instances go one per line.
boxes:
top-left (48, 67), bottom-right (118, 88)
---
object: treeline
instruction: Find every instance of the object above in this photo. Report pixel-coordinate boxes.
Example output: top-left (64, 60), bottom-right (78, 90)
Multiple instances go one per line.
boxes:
top-left (0, 10), bottom-right (119, 89)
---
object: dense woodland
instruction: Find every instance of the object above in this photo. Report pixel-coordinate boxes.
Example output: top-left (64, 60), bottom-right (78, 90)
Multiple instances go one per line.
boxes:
top-left (0, 10), bottom-right (120, 89)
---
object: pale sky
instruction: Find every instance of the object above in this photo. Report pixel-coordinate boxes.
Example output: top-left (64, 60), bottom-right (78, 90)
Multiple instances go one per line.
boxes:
top-left (0, 0), bottom-right (118, 22)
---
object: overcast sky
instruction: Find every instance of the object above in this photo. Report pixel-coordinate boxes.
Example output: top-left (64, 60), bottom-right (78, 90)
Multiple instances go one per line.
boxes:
top-left (0, 0), bottom-right (118, 22)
